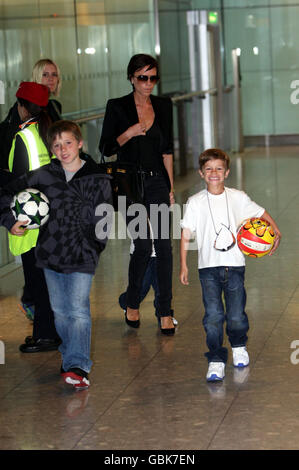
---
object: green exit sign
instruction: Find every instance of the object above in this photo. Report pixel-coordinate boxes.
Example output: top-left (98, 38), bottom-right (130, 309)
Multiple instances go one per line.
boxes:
top-left (208, 11), bottom-right (218, 24)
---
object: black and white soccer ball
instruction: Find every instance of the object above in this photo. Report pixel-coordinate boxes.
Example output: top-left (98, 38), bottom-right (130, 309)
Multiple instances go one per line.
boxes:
top-left (10, 188), bottom-right (50, 230)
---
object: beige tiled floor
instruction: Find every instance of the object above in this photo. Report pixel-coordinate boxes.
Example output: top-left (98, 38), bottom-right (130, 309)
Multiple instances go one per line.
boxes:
top-left (0, 146), bottom-right (298, 450)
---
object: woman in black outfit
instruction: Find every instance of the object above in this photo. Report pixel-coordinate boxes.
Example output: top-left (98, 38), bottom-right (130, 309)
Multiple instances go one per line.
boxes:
top-left (100, 53), bottom-right (175, 335)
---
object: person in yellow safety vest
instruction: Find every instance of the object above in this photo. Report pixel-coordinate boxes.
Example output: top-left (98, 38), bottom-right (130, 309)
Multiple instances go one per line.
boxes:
top-left (8, 117), bottom-right (52, 257)
top-left (1, 60), bottom-right (62, 319)
top-left (7, 81), bottom-right (60, 353)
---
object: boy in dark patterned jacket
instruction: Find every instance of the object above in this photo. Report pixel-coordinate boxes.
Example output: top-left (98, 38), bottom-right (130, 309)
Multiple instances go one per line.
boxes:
top-left (0, 120), bottom-right (112, 390)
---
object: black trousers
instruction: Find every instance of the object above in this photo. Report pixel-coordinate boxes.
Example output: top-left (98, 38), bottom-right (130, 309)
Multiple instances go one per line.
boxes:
top-left (21, 248), bottom-right (59, 340)
top-left (124, 175), bottom-right (173, 317)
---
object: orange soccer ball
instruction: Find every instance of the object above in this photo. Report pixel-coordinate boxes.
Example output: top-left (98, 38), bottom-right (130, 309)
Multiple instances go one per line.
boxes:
top-left (237, 218), bottom-right (276, 258)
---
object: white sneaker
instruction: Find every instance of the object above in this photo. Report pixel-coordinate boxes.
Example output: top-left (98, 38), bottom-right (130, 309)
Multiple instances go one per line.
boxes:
top-left (232, 346), bottom-right (249, 368)
top-left (206, 362), bottom-right (225, 382)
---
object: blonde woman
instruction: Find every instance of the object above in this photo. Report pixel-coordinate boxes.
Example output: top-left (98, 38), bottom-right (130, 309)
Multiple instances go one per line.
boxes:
top-left (31, 58), bottom-right (62, 121)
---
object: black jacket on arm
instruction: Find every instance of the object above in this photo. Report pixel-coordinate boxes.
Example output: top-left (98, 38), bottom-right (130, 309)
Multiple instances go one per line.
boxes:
top-left (0, 155), bottom-right (112, 275)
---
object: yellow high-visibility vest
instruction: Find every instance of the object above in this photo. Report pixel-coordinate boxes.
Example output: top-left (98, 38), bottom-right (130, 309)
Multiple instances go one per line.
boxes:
top-left (8, 123), bottom-right (51, 256)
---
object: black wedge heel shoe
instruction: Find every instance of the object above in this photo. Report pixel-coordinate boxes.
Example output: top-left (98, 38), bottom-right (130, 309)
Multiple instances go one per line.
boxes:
top-left (124, 310), bottom-right (140, 329)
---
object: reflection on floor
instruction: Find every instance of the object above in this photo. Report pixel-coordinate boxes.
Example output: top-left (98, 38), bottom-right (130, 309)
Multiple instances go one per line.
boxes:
top-left (0, 146), bottom-right (299, 450)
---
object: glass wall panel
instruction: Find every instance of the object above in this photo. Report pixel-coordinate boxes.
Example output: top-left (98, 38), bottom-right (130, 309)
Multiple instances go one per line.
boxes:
top-left (158, 1), bottom-right (192, 95)
top-left (223, 7), bottom-right (272, 136)
top-left (0, 0), bottom-right (156, 119)
top-left (75, 0), bottom-right (155, 110)
top-left (270, 6), bottom-right (299, 134)
top-left (39, 2), bottom-right (80, 114)
top-left (222, 1), bottom-right (299, 136)
top-left (273, 70), bottom-right (299, 135)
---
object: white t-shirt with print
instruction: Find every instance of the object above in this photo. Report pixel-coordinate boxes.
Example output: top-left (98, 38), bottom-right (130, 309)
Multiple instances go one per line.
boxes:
top-left (181, 187), bottom-right (265, 269)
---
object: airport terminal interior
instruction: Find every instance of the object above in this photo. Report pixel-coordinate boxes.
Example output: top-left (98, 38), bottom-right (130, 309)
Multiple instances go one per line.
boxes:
top-left (1, 0), bottom-right (299, 452)
top-left (1, 145), bottom-right (299, 451)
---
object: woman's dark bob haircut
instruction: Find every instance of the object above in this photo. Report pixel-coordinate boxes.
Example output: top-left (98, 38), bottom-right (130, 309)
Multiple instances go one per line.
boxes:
top-left (127, 54), bottom-right (159, 81)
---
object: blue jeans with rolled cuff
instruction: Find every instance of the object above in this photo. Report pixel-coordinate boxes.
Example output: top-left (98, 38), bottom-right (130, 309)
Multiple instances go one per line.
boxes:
top-left (199, 266), bottom-right (249, 364)
top-left (44, 268), bottom-right (93, 373)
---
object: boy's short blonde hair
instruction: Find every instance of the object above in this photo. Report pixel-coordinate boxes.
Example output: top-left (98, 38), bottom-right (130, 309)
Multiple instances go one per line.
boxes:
top-left (31, 58), bottom-right (62, 97)
top-left (199, 148), bottom-right (230, 171)
top-left (47, 120), bottom-right (82, 149)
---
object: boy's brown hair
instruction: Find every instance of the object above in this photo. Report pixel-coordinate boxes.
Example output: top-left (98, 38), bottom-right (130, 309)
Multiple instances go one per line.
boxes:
top-left (199, 148), bottom-right (230, 171)
top-left (47, 120), bottom-right (82, 148)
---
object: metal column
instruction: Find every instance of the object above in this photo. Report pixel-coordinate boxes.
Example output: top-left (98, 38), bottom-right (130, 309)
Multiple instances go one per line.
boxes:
top-left (187, 10), bottom-right (224, 166)
top-left (231, 49), bottom-right (244, 153)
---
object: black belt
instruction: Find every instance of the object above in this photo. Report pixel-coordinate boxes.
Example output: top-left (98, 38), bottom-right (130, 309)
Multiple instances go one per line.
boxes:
top-left (141, 170), bottom-right (162, 177)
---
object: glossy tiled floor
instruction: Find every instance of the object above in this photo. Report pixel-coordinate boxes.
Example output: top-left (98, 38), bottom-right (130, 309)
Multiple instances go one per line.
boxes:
top-left (0, 146), bottom-right (299, 451)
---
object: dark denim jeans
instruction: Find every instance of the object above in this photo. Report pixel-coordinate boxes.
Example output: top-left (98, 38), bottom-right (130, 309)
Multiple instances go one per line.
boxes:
top-left (199, 266), bottom-right (249, 363)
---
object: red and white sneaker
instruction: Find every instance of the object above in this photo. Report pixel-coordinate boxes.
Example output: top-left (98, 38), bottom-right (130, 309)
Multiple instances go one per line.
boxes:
top-left (63, 368), bottom-right (90, 391)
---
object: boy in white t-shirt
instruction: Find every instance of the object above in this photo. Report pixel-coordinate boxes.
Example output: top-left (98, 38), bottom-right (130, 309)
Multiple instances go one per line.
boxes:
top-left (180, 148), bottom-right (281, 382)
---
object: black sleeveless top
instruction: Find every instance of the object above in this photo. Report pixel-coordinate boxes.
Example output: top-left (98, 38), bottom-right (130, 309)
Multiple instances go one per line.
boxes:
top-left (138, 119), bottom-right (164, 172)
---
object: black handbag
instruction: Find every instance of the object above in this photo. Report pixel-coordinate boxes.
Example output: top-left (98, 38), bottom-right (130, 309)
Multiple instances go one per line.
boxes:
top-left (98, 154), bottom-right (144, 210)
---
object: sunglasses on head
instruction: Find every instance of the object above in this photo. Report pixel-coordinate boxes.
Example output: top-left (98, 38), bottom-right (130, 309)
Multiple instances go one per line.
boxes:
top-left (134, 75), bottom-right (160, 83)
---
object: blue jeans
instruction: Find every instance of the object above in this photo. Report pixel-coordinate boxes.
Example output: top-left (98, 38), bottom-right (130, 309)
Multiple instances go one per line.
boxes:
top-left (199, 266), bottom-right (249, 363)
top-left (44, 268), bottom-right (93, 373)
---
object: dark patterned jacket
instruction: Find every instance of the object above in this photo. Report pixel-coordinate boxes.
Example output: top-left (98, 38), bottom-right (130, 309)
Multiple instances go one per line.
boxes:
top-left (0, 155), bottom-right (112, 274)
